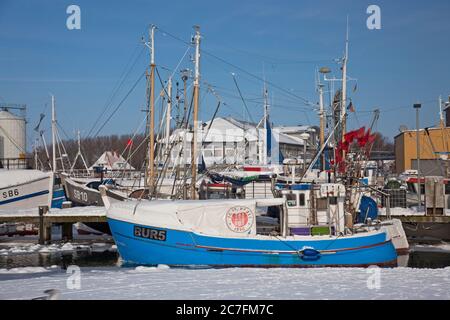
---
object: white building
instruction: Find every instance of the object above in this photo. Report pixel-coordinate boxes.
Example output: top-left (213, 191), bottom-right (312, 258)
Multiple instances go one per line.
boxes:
top-left (164, 117), bottom-right (317, 167)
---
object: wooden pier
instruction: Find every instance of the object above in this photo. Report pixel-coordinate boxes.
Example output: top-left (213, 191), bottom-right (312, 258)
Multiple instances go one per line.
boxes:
top-left (0, 206), bottom-right (107, 244)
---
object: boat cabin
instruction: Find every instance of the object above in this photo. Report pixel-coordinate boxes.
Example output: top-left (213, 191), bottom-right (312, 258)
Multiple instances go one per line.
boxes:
top-left (275, 183), bottom-right (346, 236)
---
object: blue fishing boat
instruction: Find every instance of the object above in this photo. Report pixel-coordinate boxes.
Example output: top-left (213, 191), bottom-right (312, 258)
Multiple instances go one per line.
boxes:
top-left (101, 190), bottom-right (398, 267)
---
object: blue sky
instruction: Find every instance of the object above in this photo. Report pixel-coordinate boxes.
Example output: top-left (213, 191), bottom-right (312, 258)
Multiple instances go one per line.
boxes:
top-left (1, 0), bottom-right (449, 151)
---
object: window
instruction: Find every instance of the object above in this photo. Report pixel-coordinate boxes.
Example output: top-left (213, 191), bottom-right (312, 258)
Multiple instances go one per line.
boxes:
top-left (329, 197), bottom-right (337, 205)
top-left (316, 198), bottom-right (328, 210)
top-left (225, 149), bottom-right (235, 157)
top-left (286, 193), bottom-right (297, 207)
top-left (203, 149), bottom-right (213, 157)
top-left (214, 148), bottom-right (223, 157)
top-left (445, 183), bottom-right (450, 195)
top-left (299, 193), bottom-right (305, 206)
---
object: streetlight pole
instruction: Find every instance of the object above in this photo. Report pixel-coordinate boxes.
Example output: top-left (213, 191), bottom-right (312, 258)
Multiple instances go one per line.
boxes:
top-left (299, 133), bottom-right (310, 173)
top-left (414, 103), bottom-right (422, 210)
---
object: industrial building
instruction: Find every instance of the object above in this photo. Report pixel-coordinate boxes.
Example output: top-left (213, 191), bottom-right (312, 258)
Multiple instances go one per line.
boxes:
top-left (395, 97), bottom-right (450, 175)
top-left (0, 106), bottom-right (27, 169)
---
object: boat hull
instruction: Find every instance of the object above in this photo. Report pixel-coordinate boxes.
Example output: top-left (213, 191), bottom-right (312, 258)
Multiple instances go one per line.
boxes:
top-left (108, 218), bottom-right (397, 267)
top-left (61, 174), bottom-right (126, 207)
top-left (0, 171), bottom-right (51, 210)
top-left (403, 221), bottom-right (450, 242)
top-left (62, 175), bottom-right (104, 206)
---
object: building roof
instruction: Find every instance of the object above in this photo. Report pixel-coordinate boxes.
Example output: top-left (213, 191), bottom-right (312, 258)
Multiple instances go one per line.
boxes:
top-left (394, 126), bottom-right (450, 140)
top-left (89, 151), bottom-right (135, 171)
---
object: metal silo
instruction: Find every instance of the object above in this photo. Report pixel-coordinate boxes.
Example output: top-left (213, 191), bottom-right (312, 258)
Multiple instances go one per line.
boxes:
top-left (0, 107), bottom-right (27, 161)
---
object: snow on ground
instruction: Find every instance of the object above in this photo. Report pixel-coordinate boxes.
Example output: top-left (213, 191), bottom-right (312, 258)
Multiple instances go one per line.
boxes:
top-left (411, 242), bottom-right (450, 253)
top-left (0, 205), bottom-right (106, 217)
top-left (0, 266), bottom-right (449, 300)
top-left (0, 266), bottom-right (57, 274)
top-left (0, 242), bottom-right (116, 256)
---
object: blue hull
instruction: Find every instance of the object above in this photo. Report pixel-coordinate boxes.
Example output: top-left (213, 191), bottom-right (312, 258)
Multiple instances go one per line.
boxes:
top-left (108, 218), bottom-right (398, 267)
top-left (51, 188), bottom-right (66, 208)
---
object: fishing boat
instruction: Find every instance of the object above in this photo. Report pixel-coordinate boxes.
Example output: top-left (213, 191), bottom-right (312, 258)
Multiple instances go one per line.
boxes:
top-left (60, 172), bottom-right (126, 206)
top-left (0, 169), bottom-right (53, 210)
top-left (100, 188), bottom-right (398, 267)
top-left (274, 182), bottom-right (409, 254)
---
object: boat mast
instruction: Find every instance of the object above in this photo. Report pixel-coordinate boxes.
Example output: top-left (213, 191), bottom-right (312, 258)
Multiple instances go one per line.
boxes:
top-left (144, 25), bottom-right (156, 196)
top-left (318, 74), bottom-right (325, 171)
top-left (190, 26), bottom-right (201, 200)
top-left (51, 94), bottom-right (56, 173)
top-left (165, 77), bottom-right (172, 154)
top-left (262, 81), bottom-right (269, 165)
top-left (341, 18), bottom-right (349, 143)
top-left (438, 95), bottom-right (449, 167)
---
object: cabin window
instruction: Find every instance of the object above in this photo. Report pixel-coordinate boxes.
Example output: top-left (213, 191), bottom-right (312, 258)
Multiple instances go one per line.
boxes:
top-left (286, 193), bottom-right (297, 207)
top-left (445, 184), bottom-right (450, 195)
top-left (329, 197), bottom-right (338, 205)
top-left (316, 198), bottom-right (328, 210)
top-left (299, 193), bottom-right (305, 206)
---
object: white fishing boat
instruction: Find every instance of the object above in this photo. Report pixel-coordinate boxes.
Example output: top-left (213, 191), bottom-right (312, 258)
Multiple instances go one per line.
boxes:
top-left (0, 169), bottom-right (53, 210)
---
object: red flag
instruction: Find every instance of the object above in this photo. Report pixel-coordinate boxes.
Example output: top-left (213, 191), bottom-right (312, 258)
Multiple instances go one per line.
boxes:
top-left (355, 128), bottom-right (366, 147)
top-left (344, 127), bottom-right (365, 144)
top-left (126, 139), bottom-right (133, 148)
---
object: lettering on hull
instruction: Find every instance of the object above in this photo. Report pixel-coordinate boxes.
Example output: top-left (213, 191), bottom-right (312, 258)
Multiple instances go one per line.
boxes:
top-left (134, 225), bottom-right (166, 241)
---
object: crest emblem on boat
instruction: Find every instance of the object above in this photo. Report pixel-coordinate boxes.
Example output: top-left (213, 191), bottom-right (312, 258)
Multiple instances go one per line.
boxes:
top-left (225, 206), bottom-right (254, 233)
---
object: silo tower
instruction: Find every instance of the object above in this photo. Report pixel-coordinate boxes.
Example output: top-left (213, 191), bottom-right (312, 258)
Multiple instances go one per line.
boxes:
top-left (0, 104), bottom-right (27, 163)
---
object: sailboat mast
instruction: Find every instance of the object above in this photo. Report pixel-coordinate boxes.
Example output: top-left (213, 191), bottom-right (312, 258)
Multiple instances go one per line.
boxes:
top-left (51, 95), bottom-right (56, 173)
top-left (341, 18), bottom-right (349, 143)
top-left (318, 81), bottom-right (325, 170)
top-left (191, 26), bottom-right (201, 200)
top-left (166, 77), bottom-right (172, 153)
top-left (146, 25), bottom-right (156, 195)
top-left (263, 82), bottom-right (269, 165)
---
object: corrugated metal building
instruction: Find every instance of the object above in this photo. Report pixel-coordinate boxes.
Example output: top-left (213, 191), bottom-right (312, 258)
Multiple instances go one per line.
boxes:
top-left (394, 127), bottom-right (450, 175)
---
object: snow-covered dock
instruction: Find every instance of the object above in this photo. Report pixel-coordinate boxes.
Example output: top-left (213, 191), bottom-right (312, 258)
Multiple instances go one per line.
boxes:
top-left (0, 206), bottom-right (107, 242)
top-left (0, 206), bottom-right (106, 223)
top-left (0, 266), bottom-right (449, 300)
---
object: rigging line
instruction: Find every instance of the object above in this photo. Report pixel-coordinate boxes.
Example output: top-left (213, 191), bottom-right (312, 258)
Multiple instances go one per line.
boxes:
top-left (156, 27), bottom-right (315, 107)
top-left (218, 45), bottom-right (334, 65)
top-left (93, 71), bottom-right (146, 138)
top-left (231, 73), bottom-right (255, 124)
top-left (56, 122), bottom-right (74, 141)
top-left (87, 45), bottom-right (146, 138)
top-left (155, 67), bottom-right (170, 100)
top-left (154, 47), bottom-right (192, 99)
top-left (184, 87), bottom-right (195, 129)
top-left (203, 54), bottom-right (312, 108)
top-left (301, 111), bottom-right (312, 126)
top-left (212, 90), bottom-right (313, 111)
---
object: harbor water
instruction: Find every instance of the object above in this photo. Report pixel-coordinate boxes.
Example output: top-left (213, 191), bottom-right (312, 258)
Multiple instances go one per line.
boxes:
top-left (1, 239), bottom-right (450, 270)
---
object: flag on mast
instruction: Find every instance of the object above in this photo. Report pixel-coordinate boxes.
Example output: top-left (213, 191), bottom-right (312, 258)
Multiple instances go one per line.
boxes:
top-left (347, 101), bottom-right (355, 113)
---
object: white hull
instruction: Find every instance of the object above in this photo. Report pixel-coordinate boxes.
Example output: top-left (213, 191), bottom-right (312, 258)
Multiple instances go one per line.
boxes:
top-left (0, 170), bottom-right (52, 211)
